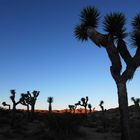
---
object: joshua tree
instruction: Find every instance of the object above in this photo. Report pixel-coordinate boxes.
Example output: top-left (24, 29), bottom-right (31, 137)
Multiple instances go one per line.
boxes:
top-left (68, 105), bottom-right (75, 113)
top-left (47, 97), bottom-right (53, 113)
top-left (26, 90), bottom-right (40, 114)
top-left (2, 101), bottom-right (11, 110)
top-left (131, 97), bottom-right (140, 108)
top-left (77, 96), bottom-right (88, 113)
top-left (10, 90), bottom-right (21, 111)
top-left (74, 6), bottom-right (140, 140)
top-left (88, 104), bottom-right (92, 113)
top-left (99, 100), bottom-right (105, 112)
top-left (20, 93), bottom-right (30, 112)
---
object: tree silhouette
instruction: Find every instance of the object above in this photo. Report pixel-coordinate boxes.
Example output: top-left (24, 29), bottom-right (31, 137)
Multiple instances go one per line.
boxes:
top-left (26, 90), bottom-right (40, 114)
top-left (10, 90), bottom-right (21, 111)
top-left (20, 93), bottom-right (30, 112)
top-left (2, 101), bottom-right (10, 110)
top-left (68, 105), bottom-right (76, 113)
top-left (77, 96), bottom-right (88, 113)
top-left (88, 104), bottom-right (92, 113)
top-left (47, 97), bottom-right (53, 113)
top-left (99, 100), bottom-right (104, 112)
top-left (131, 97), bottom-right (140, 108)
top-left (74, 6), bottom-right (140, 140)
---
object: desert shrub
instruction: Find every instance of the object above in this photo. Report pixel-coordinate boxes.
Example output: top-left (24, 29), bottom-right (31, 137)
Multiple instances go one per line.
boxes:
top-left (45, 113), bottom-right (83, 137)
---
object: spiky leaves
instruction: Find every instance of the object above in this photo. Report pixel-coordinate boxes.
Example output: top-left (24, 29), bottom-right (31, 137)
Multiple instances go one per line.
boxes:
top-left (132, 14), bottom-right (140, 31)
top-left (74, 7), bottom-right (100, 41)
top-left (80, 6), bottom-right (100, 28)
top-left (47, 97), bottom-right (53, 104)
top-left (103, 12), bottom-right (126, 39)
top-left (131, 14), bottom-right (140, 47)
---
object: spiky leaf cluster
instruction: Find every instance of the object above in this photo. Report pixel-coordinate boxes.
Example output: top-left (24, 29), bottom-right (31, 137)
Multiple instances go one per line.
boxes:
top-left (103, 12), bottom-right (126, 39)
top-left (47, 97), bottom-right (53, 103)
top-left (75, 6), bottom-right (100, 41)
top-left (131, 14), bottom-right (140, 47)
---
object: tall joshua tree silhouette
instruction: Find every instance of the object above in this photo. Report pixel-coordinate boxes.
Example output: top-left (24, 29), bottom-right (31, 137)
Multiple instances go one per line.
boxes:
top-left (10, 90), bottom-right (21, 111)
top-left (131, 97), bottom-right (140, 108)
top-left (74, 6), bottom-right (140, 140)
top-left (2, 102), bottom-right (11, 110)
top-left (47, 97), bottom-right (53, 113)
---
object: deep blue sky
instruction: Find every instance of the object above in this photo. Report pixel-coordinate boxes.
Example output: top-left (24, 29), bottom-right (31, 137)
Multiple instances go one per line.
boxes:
top-left (0, 0), bottom-right (140, 110)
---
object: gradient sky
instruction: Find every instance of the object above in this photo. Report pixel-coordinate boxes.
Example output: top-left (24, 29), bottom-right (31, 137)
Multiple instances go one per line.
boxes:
top-left (0, 0), bottom-right (140, 110)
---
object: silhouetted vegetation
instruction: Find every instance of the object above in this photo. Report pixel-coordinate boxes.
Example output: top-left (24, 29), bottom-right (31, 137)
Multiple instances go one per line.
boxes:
top-left (77, 96), bottom-right (89, 113)
top-left (131, 97), bottom-right (140, 107)
top-left (74, 6), bottom-right (140, 140)
top-left (88, 103), bottom-right (92, 113)
top-left (2, 101), bottom-right (10, 110)
top-left (47, 96), bottom-right (53, 113)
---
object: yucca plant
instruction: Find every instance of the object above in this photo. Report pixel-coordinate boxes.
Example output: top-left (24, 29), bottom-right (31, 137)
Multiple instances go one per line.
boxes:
top-left (2, 101), bottom-right (11, 110)
top-left (131, 97), bottom-right (140, 108)
top-left (88, 104), bottom-right (92, 113)
top-left (47, 97), bottom-right (53, 113)
top-left (74, 7), bottom-right (140, 140)
top-left (99, 100), bottom-right (104, 112)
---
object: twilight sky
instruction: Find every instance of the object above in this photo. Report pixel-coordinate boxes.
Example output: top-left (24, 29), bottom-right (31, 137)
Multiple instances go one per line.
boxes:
top-left (0, 0), bottom-right (140, 110)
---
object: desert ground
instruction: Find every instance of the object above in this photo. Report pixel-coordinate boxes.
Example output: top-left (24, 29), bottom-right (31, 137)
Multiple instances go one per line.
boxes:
top-left (0, 106), bottom-right (140, 140)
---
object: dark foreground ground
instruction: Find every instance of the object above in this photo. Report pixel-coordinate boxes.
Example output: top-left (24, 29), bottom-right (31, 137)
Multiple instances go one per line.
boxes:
top-left (0, 106), bottom-right (140, 140)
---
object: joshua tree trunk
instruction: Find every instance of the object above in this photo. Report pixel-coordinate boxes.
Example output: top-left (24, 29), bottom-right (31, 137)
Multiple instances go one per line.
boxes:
top-left (26, 105), bottom-right (29, 112)
top-left (89, 108), bottom-right (91, 113)
top-left (85, 107), bottom-right (87, 113)
top-left (49, 103), bottom-right (52, 113)
top-left (31, 104), bottom-right (35, 113)
top-left (117, 82), bottom-right (130, 140)
top-left (8, 105), bottom-right (10, 110)
top-left (13, 104), bottom-right (16, 111)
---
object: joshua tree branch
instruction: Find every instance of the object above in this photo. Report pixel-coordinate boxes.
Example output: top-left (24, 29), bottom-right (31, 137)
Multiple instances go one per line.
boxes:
top-left (87, 27), bottom-right (122, 81)
top-left (117, 39), bottom-right (132, 65)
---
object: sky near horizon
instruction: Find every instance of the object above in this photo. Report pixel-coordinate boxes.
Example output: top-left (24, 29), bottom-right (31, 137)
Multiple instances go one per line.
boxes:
top-left (0, 0), bottom-right (140, 110)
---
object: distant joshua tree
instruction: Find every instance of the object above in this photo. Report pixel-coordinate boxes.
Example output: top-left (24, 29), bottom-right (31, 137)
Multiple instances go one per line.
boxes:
top-left (26, 91), bottom-right (40, 114)
top-left (74, 6), bottom-right (140, 140)
top-left (68, 105), bottom-right (75, 113)
top-left (88, 104), bottom-right (92, 113)
top-left (2, 101), bottom-right (11, 110)
top-left (47, 97), bottom-right (53, 113)
top-left (131, 97), bottom-right (140, 108)
top-left (77, 96), bottom-right (88, 113)
top-left (99, 100), bottom-right (105, 112)
top-left (20, 93), bottom-right (30, 112)
top-left (10, 90), bottom-right (21, 111)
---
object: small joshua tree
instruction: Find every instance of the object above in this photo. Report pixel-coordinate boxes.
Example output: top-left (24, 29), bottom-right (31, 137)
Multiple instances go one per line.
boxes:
top-left (47, 97), bottom-right (53, 113)
top-left (10, 90), bottom-right (21, 111)
top-left (88, 104), bottom-right (92, 113)
top-left (2, 101), bottom-right (11, 110)
top-left (68, 105), bottom-right (75, 113)
top-left (99, 100), bottom-right (105, 112)
top-left (131, 97), bottom-right (140, 108)
top-left (77, 96), bottom-right (89, 113)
